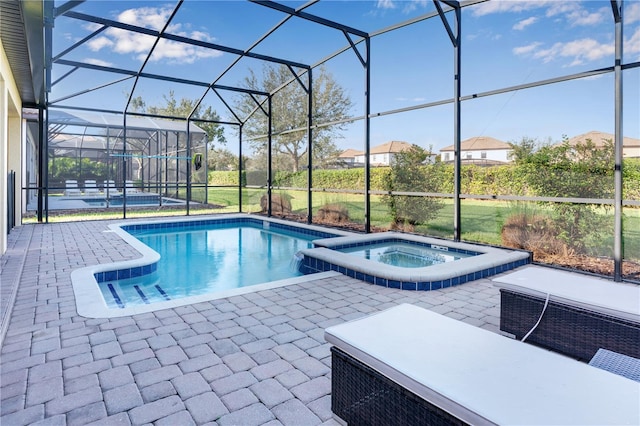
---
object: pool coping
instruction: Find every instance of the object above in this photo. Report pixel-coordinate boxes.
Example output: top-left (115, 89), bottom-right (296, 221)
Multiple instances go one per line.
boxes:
top-left (71, 214), bottom-right (353, 318)
top-left (298, 232), bottom-right (532, 291)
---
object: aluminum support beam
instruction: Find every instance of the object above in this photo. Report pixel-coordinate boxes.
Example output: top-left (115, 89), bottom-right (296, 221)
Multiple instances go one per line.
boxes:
top-left (61, 11), bottom-right (310, 69)
top-left (452, 5), bottom-right (461, 241)
top-left (434, 0), bottom-right (462, 241)
top-left (186, 120), bottom-right (192, 216)
top-left (239, 125), bottom-right (244, 213)
top-left (250, 0), bottom-right (368, 38)
top-left (267, 97), bottom-right (273, 217)
top-left (37, 107), bottom-right (45, 222)
top-left (364, 37), bottom-right (371, 233)
top-left (612, 0), bottom-right (624, 281)
top-left (307, 68), bottom-right (313, 224)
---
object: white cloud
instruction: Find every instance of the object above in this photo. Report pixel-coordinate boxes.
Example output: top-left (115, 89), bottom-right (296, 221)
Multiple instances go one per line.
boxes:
top-left (626, 2), bottom-right (640, 24)
top-left (395, 97), bottom-right (427, 102)
top-left (117, 7), bottom-right (172, 31)
top-left (474, 0), bottom-right (608, 28)
top-left (87, 36), bottom-right (114, 51)
top-left (545, 1), bottom-right (580, 18)
top-left (513, 16), bottom-right (538, 31)
top-left (532, 38), bottom-right (614, 65)
top-left (84, 58), bottom-right (113, 67)
top-left (86, 6), bottom-right (222, 64)
top-left (513, 27), bottom-right (640, 65)
top-left (625, 27), bottom-right (640, 57)
top-left (472, 0), bottom-right (554, 17)
top-left (376, 0), bottom-right (396, 10)
top-left (565, 7), bottom-right (608, 26)
top-left (513, 41), bottom-right (543, 56)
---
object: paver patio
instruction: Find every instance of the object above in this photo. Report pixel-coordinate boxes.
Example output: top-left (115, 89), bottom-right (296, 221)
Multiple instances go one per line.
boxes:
top-left (1, 218), bottom-right (508, 426)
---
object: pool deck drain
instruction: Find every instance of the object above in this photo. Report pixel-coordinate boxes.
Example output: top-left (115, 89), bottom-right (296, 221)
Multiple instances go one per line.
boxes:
top-left (2, 218), bottom-right (516, 425)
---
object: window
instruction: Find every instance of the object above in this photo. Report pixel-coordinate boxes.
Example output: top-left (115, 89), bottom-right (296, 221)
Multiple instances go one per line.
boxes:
top-left (481, 151), bottom-right (487, 159)
top-left (444, 153), bottom-right (450, 161)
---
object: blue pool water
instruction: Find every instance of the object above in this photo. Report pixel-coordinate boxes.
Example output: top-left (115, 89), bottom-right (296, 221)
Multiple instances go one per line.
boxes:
top-left (338, 242), bottom-right (474, 268)
top-left (100, 223), bottom-right (318, 309)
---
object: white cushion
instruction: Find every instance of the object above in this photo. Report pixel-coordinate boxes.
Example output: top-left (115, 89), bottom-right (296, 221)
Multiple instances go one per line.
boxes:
top-left (325, 304), bottom-right (640, 426)
top-left (493, 266), bottom-right (640, 323)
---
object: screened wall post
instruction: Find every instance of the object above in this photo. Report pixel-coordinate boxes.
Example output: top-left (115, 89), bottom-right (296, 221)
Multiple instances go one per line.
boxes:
top-left (204, 137), bottom-right (208, 205)
top-left (612, 0), bottom-right (623, 281)
top-left (267, 96), bottom-right (273, 217)
top-left (186, 120), bottom-right (192, 216)
top-left (122, 115), bottom-right (127, 219)
top-left (307, 68), bottom-right (313, 224)
top-left (364, 36), bottom-right (371, 233)
top-left (239, 124), bottom-right (243, 213)
top-left (37, 106), bottom-right (46, 223)
top-left (453, 4), bottom-right (461, 242)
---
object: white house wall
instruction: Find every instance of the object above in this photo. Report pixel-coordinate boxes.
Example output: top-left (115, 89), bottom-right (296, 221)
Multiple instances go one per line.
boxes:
top-left (0, 41), bottom-right (24, 255)
top-left (443, 149), bottom-right (512, 163)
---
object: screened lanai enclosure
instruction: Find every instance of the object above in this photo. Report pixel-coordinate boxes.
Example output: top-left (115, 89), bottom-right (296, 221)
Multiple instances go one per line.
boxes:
top-left (12, 0), bottom-right (640, 282)
top-left (39, 110), bottom-right (208, 210)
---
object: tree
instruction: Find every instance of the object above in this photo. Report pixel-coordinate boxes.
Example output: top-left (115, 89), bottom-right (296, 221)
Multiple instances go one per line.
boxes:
top-left (234, 64), bottom-right (353, 172)
top-left (139, 91), bottom-right (227, 146)
top-left (381, 144), bottom-right (444, 230)
top-left (208, 147), bottom-right (239, 171)
top-left (509, 136), bottom-right (554, 164)
top-left (517, 136), bottom-right (614, 254)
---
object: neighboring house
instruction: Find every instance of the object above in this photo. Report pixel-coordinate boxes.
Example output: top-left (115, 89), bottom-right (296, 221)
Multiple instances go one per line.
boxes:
top-left (561, 131), bottom-right (640, 159)
top-left (440, 136), bottom-right (512, 164)
top-left (352, 141), bottom-right (414, 166)
top-left (337, 148), bottom-right (363, 167)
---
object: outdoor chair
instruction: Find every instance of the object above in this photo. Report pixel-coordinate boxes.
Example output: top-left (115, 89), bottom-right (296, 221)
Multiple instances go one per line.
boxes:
top-left (103, 180), bottom-right (121, 196)
top-left (493, 266), bottom-right (640, 361)
top-left (84, 180), bottom-right (100, 195)
top-left (64, 180), bottom-right (81, 196)
top-left (325, 303), bottom-right (640, 425)
top-left (125, 180), bottom-right (140, 194)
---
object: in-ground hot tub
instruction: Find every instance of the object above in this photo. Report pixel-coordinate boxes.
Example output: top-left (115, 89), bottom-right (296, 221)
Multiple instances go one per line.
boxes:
top-left (298, 232), bottom-right (531, 291)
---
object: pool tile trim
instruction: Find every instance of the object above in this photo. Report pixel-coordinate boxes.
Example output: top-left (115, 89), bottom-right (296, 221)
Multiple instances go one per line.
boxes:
top-left (298, 232), bottom-right (532, 291)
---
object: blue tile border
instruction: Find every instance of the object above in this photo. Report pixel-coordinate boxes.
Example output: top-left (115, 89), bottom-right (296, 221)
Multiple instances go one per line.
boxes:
top-left (121, 217), bottom-right (338, 240)
top-left (299, 253), bottom-right (531, 291)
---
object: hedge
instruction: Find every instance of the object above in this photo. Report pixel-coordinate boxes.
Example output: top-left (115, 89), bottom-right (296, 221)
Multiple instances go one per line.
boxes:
top-left (208, 162), bottom-right (640, 200)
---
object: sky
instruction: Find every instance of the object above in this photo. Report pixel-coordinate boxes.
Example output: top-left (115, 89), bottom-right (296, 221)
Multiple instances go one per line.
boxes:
top-left (50, 0), bottom-right (640, 154)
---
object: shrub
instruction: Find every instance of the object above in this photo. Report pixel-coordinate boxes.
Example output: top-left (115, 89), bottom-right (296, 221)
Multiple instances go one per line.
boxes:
top-left (260, 193), bottom-right (291, 214)
top-left (501, 212), bottom-right (567, 258)
top-left (381, 145), bottom-right (444, 230)
top-left (316, 203), bottom-right (349, 223)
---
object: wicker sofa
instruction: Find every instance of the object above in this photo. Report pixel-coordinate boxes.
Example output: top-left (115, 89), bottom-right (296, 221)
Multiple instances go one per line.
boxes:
top-left (325, 304), bottom-right (640, 425)
top-left (493, 266), bottom-right (640, 361)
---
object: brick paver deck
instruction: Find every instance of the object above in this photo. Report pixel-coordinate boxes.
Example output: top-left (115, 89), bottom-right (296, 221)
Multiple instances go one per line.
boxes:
top-left (1, 218), bottom-right (509, 425)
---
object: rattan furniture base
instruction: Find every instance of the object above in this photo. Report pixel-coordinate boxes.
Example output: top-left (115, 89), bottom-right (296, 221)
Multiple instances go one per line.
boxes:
top-left (500, 289), bottom-right (640, 361)
top-left (331, 347), bottom-right (467, 426)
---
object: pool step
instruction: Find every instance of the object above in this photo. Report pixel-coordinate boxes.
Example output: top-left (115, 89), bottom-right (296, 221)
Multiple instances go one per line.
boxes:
top-left (106, 283), bottom-right (171, 308)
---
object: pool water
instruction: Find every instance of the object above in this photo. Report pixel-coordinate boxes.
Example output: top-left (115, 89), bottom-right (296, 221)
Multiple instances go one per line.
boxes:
top-left (100, 225), bottom-right (315, 308)
top-left (338, 242), bottom-right (473, 268)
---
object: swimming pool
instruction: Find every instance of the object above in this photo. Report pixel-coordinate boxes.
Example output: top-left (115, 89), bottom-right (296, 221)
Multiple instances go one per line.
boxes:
top-left (298, 232), bottom-right (531, 291)
top-left (71, 215), bottom-right (349, 318)
top-left (83, 195), bottom-right (184, 207)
